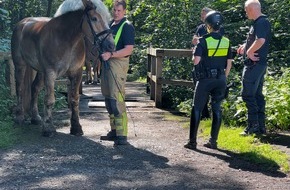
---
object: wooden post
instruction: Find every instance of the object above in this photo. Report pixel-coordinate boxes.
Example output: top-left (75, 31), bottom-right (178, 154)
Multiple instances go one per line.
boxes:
top-left (150, 54), bottom-right (156, 101)
top-left (155, 56), bottom-right (163, 108)
top-left (146, 53), bottom-right (151, 94)
top-left (1, 52), bottom-right (16, 96)
top-left (8, 58), bottom-right (16, 96)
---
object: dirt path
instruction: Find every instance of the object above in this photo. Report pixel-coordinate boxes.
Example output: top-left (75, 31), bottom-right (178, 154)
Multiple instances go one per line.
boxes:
top-left (0, 82), bottom-right (289, 189)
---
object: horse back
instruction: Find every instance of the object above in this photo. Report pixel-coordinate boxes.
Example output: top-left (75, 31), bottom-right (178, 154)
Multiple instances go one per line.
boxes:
top-left (11, 17), bottom-right (51, 71)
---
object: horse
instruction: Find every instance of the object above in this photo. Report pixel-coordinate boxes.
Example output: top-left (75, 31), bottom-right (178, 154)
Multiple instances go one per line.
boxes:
top-left (11, 0), bottom-right (114, 137)
top-left (84, 36), bottom-right (101, 85)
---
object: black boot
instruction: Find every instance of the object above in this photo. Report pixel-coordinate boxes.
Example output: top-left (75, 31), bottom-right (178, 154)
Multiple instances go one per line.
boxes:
top-left (240, 121), bottom-right (260, 136)
top-left (100, 130), bottom-right (116, 141)
top-left (184, 107), bottom-right (201, 150)
top-left (258, 119), bottom-right (267, 134)
top-left (203, 110), bottom-right (221, 149)
top-left (114, 136), bottom-right (129, 145)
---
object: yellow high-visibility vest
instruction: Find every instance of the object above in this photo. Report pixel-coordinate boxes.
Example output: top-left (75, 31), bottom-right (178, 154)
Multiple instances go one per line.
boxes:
top-left (114, 21), bottom-right (127, 46)
top-left (205, 37), bottom-right (229, 57)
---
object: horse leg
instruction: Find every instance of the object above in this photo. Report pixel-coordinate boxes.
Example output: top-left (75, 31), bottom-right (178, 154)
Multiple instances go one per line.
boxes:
top-left (92, 59), bottom-right (100, 85)
top-left (84, 59), bottom-right (92, 84)
top-left (30, 72), bottom-right (44, 125)
top-left (14, 63), bottom-right (26, 125)
top-left (69, 68), bottom-right (83, 136)
top-left (42, 73), bottom-right (57, 137)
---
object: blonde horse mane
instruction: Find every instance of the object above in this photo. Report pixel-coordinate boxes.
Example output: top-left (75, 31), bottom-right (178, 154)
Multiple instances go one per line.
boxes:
top-left (54, 0), bottom-right (111, 23)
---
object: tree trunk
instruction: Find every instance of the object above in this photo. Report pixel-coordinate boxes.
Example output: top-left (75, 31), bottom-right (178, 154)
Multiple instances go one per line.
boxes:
top-left (46, 0), bottom-right (53, 17)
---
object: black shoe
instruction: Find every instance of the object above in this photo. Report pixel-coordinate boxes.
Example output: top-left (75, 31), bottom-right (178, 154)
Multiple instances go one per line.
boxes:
top-left (100, 130), bottom-right (116, 141)
top-left (260, 128), bottom-right (267, 134)
top-left (114, 136), bottom-right (129, 145)
top-left (184, 142), bottom-right (197, 150)
top-left (240, 129), bottom-right (250, 136)
top-left (203, 141), bottom-right (217, 149)
top-left (240, 125), bottom-right (260, 136)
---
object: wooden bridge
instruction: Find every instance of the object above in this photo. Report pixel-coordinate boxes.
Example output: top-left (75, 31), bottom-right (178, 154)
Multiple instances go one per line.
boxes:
top-left (78, 81), bottom-right (161, 113)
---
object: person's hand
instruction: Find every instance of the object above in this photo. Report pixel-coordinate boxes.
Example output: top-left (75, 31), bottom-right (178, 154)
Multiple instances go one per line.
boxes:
top-left (247, 51), bottom-right (259, 62)
top-left (101, 52), bottom-right (112, 61)
top-left (237, 44), bottom-right (245, 55)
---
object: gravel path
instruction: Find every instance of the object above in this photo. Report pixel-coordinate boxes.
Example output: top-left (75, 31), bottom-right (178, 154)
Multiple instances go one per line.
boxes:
top-left (0, 110), bottom-right (289, 190)
top-left (0, 82), bottom-right (289, 189)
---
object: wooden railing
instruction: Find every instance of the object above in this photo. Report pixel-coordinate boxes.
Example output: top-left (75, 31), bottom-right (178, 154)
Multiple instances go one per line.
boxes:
top-left (0, 52), bottom-right (70, 96)
top-left (147, 47), bottom-right (194, 108)
top-left (0, 52), bottom-right (16, 96)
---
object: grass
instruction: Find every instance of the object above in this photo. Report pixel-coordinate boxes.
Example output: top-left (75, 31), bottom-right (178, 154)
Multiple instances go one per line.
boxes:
top-left (0, 121), bottom-right (18, 148)
top-left (0, 120), bottom-right (43, 149)
top-left (200, 120), bottom-right (289, 173)
top-left (164, 113), bottom-right (290, 174)
top-left (0, 121), bottom-right (22, 149)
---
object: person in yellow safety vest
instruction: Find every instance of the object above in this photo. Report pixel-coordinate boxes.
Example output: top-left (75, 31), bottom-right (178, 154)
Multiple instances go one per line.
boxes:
top-left (192, 7), bottom-right (225, 120)
top-left (184, 11), bottom-right (233, 150)
top-left (100, 0), bottom-right (135, 145)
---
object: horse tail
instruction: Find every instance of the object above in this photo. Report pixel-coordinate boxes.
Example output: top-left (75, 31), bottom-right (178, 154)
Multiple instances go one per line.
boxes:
top-left (23, 66), bottom-right (37, 115)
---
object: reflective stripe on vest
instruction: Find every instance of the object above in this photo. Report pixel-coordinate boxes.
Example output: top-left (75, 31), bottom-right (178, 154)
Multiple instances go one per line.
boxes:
top-left (114, 21), bottom-right (127, 46)
top-left (205, 37), bottom-right (229, 57)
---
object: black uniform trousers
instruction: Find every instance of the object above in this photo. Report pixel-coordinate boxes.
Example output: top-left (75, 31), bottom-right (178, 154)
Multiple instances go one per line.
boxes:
top-left (241, 63), bottom-right (267, 126)
top-left (189, 75), bottom-right (226, 143)
top-left (193, 75), bottom-right (226, 114)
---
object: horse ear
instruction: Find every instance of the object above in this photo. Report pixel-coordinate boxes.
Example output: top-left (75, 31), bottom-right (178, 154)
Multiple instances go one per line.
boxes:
top-left (82, 0), bottom-right (96, 10)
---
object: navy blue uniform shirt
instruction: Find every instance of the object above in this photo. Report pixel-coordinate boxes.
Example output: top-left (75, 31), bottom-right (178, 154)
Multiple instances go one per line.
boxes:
top-left (110, 17), bottom-right (135, 51)
top-left (245, 15), bottom-right (271, 65)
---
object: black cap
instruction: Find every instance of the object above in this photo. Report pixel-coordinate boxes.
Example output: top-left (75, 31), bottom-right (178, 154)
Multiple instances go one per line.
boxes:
top-left (205, 11), bottom-right (223, 31)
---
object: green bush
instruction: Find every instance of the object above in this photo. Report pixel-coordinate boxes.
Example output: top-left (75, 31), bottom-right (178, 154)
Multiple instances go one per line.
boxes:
top-left (222, 67), bottom-right (290, 131)
top-left (178, 67), bottom-right (290, 131)
top-left (0, 62), bottom-right (15, 121)
top-left (264, 68), bottom-right (290, 130)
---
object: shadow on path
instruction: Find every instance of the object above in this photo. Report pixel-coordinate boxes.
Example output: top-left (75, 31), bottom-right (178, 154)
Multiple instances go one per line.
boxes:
top-left (0, 130), bottom-right (247, 190)
top-left (194, 148), bottom-right (287, 178)
top-left (259, 132), bottom-right (290, 148)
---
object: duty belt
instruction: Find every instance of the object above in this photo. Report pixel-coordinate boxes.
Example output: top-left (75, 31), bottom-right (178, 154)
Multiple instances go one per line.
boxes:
top-left (205, 68), bottom-right (225, 79)
top-left (192, 68), bottom-right (225, 81)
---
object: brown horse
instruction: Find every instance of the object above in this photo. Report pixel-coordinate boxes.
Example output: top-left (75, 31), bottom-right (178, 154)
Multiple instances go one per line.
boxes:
top-left (84, 36), bottom-right (101, 85)
top-left (11, 0), bottom-right (114, 137)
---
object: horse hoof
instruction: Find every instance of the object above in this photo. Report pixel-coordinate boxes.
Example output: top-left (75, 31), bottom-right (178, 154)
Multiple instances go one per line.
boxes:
top-left (31, 119), bottom-right (42, 125)
top-left (70, 129), bottom-right (84, 136)
top-left (14, 120), bottom-right (23, 127)
top-left (42, 131), bottom-right (56, 137)
top-left (14, 116), bottom-right (25, 126)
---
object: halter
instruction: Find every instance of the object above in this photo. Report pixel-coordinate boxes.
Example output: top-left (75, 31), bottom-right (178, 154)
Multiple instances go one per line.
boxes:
top-left (83, 7), bottom-right (112, 56)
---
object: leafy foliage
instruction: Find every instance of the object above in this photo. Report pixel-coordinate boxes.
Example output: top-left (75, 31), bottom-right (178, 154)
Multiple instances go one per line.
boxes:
top-left (0, 62), bottom-right (15, 121)
top-left (264, 68), bottom-right (290, 130)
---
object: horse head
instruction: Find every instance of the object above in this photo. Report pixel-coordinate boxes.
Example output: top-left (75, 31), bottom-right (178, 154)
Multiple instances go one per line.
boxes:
top-left (82, 0), bottom-right (115, 56)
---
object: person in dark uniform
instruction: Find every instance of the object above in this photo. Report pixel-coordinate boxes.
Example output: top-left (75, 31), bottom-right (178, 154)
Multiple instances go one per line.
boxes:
top-left (237, 0), bottom-right (271, 135)
top-left (192, 7), bottom-right (225, 119)
top-left (184, 11), bottom-right (233, 150)
top-left (192, 7), bottom-right (225, 47)
top-left (100, 0), bottom-right (135, 145)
